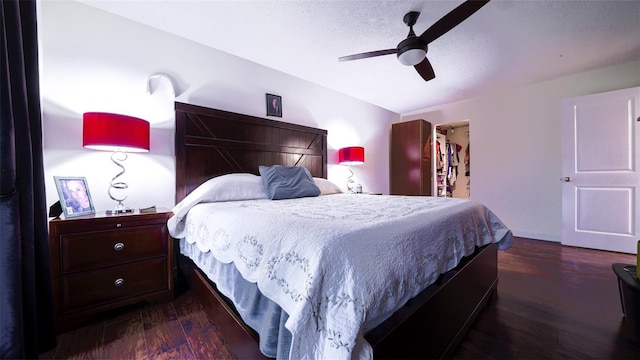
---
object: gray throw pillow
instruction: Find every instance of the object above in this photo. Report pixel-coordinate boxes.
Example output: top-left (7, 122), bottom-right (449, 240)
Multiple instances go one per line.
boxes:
top-left (259, 165), bottom-right (321, 200)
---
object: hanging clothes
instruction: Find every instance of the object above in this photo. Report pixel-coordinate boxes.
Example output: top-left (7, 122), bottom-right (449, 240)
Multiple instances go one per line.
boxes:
top-left (436, 139), bottom-right (444, 173)
top-left (464, 143), bottom-right (470, 176)
top-left (446, 142), bottom-right (460, 188)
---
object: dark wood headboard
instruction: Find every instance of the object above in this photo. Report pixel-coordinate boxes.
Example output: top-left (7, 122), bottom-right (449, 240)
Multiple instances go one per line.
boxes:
top-left (175, 102), bottom-right (328, 203)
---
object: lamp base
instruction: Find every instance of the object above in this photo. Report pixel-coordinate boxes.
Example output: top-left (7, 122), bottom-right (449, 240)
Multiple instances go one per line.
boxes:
top-left (106, 208), bottom-right (134, 215)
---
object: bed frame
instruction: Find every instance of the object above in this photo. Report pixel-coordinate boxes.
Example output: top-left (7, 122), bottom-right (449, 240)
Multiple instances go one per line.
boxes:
top-left (174, 102), bottom-right (498, 359)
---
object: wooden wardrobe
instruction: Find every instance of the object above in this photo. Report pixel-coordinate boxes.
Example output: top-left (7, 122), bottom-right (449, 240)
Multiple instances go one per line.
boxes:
top-left (390, 119), bottom-right (432, 196)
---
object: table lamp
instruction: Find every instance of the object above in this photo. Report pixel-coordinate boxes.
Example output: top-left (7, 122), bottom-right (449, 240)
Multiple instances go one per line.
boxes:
top-left (338, 146), bottom-right (364, 193)
top-left (83, 112), bottom-right (150, 214)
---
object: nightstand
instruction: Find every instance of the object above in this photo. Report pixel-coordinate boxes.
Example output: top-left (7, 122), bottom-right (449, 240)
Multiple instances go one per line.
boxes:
top-left (49, 209), bottom-right (174, 333)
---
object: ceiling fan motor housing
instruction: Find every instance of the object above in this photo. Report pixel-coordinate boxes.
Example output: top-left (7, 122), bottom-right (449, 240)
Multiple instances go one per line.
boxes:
top-left (397, 11), bottom-right (427, 66)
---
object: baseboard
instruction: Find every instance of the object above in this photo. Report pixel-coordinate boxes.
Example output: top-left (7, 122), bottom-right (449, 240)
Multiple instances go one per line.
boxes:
top-left (512, 231), bottom-right (560, 242)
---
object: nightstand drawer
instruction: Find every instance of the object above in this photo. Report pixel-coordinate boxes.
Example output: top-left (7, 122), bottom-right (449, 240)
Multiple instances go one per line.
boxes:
top-left (61, 257), bottom-right (167, 312)
top-left (61, 225), bottom-right (166, 272)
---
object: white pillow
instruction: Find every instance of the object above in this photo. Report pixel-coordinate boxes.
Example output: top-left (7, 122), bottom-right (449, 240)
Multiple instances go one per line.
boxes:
top-left (172, 173), bottom-right (267, 217)
top-left (313, 177), bottom-right (344, 195)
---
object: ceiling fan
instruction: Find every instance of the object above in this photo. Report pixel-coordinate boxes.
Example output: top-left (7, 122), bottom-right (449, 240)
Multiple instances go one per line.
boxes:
top-left (339, 0), bottom-right (490, 81)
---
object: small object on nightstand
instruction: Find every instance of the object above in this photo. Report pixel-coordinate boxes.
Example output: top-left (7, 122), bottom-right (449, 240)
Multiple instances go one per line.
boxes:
top-left (48, 200), bottom-right (62, 218)
top-left (140, 205), bottom-right (157, 213)
top-left (106, 207), bottom-right (134, 215)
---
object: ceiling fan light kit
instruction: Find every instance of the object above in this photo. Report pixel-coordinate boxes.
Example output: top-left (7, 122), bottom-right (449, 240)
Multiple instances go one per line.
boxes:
top-left (397, 42), bottom-right (427, 66)
top-left (339, 0), bottom-right (490, 81)
top-left (397, 48), bottom-right (426, 66)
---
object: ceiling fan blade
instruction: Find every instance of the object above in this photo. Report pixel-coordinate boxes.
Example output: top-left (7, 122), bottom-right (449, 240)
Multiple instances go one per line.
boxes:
top-left (339, 48), bottom-right (397, 62)
top-left (414, 58), bottom-right (436, 81)
top-left (419, 0), bottom-right (490, 44)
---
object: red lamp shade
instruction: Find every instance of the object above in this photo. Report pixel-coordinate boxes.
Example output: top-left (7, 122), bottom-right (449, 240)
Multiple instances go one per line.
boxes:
top-left (83, 112), bottom-right (150, 152)
top-left (338, 146), bottom-right (364, 165)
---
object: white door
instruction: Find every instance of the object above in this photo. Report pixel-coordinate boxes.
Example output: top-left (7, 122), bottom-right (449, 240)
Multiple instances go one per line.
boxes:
top-left (561, 87), bottom-right (640, 254)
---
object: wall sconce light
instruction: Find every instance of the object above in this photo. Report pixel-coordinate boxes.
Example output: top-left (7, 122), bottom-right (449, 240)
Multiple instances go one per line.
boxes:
top-left (83, 112), bottom-right (150, 214)
top-left (338, 146), bottom-right (364, 193)
top-left (146, 73), bottom-right (176, 97)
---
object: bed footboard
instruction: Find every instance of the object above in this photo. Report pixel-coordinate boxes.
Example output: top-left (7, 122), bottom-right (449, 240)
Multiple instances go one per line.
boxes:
top-left (368, 243), bottom-right (498, 359)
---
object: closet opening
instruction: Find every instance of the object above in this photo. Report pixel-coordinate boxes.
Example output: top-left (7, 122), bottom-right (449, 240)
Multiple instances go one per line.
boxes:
top-left (433, 120), bottom-right (470, 199)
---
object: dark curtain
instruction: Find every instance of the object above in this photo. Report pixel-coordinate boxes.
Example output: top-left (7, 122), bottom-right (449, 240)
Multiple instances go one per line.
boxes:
top-left (1, 0), bottom-right (57, 358)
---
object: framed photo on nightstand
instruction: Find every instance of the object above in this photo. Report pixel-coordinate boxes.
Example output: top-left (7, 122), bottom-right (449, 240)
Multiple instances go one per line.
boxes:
top-left (54, 176), bottom-right (95, 217)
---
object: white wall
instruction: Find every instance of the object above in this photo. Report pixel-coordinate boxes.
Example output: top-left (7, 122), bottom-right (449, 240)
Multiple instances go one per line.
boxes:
top-left (402, 60), bottom-right (640, 242)
top-left (39, 1), bottom-right (398, 212)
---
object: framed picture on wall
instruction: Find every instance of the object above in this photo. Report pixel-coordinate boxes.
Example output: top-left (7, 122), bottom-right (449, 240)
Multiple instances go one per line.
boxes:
top-left (266, 93), bottom-right (282, 117)
top-left (54, 176), bottom-right (95, 217)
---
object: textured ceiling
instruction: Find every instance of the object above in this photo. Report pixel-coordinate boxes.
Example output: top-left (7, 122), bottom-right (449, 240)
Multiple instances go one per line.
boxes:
top-left (77, 0), bottom-right (640, 114)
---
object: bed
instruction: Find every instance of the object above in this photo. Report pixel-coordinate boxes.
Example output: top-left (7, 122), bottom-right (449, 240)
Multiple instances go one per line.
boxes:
top-left (171, 102), bottom-right (512, 359)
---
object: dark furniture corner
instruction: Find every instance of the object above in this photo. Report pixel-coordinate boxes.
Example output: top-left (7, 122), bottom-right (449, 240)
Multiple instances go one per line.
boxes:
top-left (48, 209), bottom-right (174, 333)
top-left (612, 263), bottom-right (640, 335)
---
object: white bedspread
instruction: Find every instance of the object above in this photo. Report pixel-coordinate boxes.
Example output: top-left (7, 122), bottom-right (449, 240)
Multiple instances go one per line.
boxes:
top-left (168, 194), bottom-right (512, 360)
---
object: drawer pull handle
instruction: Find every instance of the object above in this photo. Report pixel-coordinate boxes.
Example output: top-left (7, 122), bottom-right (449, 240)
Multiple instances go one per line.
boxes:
top-left (114, 278), bottom-right (124, 287)
top-left (113, 242), bottom-right (125, 251)
top-left (116, 223), bottom-right (122, 228)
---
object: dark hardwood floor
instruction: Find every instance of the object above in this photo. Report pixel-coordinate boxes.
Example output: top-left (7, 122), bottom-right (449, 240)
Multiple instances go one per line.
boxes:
top-left (451, 238), bottom-right (638, 360)
top-left (41, 237), bottom-right (639, 359)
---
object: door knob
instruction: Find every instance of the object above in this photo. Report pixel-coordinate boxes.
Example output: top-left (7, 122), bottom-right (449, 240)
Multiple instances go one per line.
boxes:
top-left (561, 177), bottom-right (572, 182)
